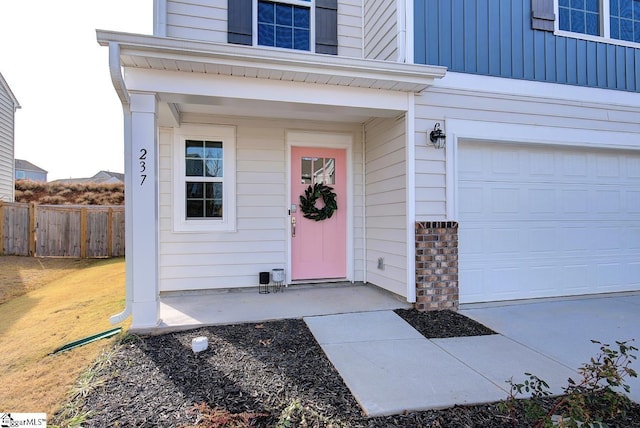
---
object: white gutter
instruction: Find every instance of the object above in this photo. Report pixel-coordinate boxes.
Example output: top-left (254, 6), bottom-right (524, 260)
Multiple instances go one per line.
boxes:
top-left (106, 41), bottom-right (133, 325)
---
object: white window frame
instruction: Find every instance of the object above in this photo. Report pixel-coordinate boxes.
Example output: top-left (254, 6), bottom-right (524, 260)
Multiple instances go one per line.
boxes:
top-left (173, 125), bottom-right (236, 233)
top-left (555, 0), bottom-right (640, 48)
top-left (253, 0), bottom-right (316, 53)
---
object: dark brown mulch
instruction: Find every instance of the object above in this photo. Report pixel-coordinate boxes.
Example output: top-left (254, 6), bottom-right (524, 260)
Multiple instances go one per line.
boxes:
top-left (57, 311), bottom-right (640, 428)
top-left (394, 308), bottom-right (497, 338)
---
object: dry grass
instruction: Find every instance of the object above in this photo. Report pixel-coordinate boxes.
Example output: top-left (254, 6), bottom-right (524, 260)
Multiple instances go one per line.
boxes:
top-left (0, 257), bottom-right (129, 416)
top-left (0, 257), bottom-right (98, 304)
top-left (14, 179), bottom-right (124, 205)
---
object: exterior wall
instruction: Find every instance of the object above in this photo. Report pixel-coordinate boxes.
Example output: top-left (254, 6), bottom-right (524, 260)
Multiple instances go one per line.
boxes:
top-left (158, 114), bottom-right (364, 292)
top-left (414, 72), bottom-right (640, 220)
top-left (0, 84), bottom-right (15, 202)
top-left (364, 115), bottom-right (408, 297)
top-left (363, 0), bottom-right (398, 61)
top-left (415, 221), bottom-right (458, 310)
top-left (338, 0), bottom-right (364, 58)
top-left (414, 0), bottom-right (640, 92)
top-left (165, 0), bottom-right (227, 43)
top-left (162, 0), bottom-right (364, 58)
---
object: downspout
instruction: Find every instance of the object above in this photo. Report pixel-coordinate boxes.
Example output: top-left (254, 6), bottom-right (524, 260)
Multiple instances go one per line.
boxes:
top-left (397, 0), bottom-right (406, 62)
top-left (406, 93), bottom-right (417, 303)
top-left (361, 123), bottom-right (367, 284)
top-left (107, 41), bottom-right (133, 325)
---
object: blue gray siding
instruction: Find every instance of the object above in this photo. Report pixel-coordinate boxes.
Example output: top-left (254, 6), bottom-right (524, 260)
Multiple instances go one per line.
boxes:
top-left (414, 0), bottom-right (640, 92)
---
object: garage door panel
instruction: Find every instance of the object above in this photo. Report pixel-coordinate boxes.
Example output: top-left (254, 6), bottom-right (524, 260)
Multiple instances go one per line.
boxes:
top-left (459, 142), bottom-right (640, 303)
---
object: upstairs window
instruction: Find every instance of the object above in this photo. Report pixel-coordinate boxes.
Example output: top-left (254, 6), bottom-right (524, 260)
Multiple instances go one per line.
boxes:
top-left (257, 0), bottom-right (311, 51)
top-left (552, 0), bottom-right (640, 45)
top-left (559, 0), bottom-right (600, 35)
top-left (609, 0), bottom-right (640, 42)
top-left (228, 0), bottom-right (337, 55)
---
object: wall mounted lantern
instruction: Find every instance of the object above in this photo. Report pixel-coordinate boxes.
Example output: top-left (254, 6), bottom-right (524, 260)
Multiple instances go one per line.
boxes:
top-left (429, 122), bottom-right (446, 149)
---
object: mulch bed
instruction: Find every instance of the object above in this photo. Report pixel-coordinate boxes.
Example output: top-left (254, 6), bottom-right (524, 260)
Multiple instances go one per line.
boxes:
top-left (56, 310), bottom-right (640, 427)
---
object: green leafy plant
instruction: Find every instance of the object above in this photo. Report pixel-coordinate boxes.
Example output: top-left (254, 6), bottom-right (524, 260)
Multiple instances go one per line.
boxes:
top-left (499, 340), bottom-right (637, 428)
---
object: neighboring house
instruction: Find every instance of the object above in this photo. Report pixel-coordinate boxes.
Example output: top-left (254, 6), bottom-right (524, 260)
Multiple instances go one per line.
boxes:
top-left (50, 170), bottom-right (124, 185)
top-left (15, 159), bottom-right (47, 182)
top-left (0, 73), bottom-right (20, 202)
top-left (98, 0), bottom-right (640, 330)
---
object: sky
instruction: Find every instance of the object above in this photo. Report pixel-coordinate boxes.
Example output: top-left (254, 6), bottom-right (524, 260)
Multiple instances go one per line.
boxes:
top-left (0, 1), bottom-right (153, 181)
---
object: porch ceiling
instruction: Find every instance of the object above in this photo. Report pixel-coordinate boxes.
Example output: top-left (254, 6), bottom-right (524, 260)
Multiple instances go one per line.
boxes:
top-left (96, 30), bottom-right (447, 94)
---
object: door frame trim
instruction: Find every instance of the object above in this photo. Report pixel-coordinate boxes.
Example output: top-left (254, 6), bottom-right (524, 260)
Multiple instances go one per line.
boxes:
top-left (286, 130), bottom-right (354, 284)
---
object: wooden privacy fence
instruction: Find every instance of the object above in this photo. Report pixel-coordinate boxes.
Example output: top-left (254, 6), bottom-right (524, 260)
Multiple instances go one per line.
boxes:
top-left (0, 201), bottom-right (125, 258)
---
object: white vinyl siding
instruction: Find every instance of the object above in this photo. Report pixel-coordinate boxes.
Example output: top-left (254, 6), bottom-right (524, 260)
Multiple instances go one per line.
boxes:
top-left (162, 0), bottom-right (363, 57)
top-left (165, 0), bottom-right (227, 43)
top-left (364, 115), bottom-right (407, 297)
top-left (338, 0), bottom-right (364, 58)
top-left (158, 115), bottom-right (363, 292)
top-left (363, 0), bottom-right (398, 61)
top-left (0, 85), bottom-right (15, 202)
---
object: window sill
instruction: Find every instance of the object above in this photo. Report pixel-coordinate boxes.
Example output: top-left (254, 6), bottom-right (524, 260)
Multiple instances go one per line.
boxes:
top-left (555, 29), bottom-right (640, 49)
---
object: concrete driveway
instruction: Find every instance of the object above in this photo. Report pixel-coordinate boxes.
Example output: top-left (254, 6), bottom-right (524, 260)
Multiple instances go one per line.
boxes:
top-left (460, 293), bottom-right (640, 403)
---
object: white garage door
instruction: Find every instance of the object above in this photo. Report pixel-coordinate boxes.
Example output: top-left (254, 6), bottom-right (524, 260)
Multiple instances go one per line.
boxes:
top-left (458, 142), bottom-right (640, 304)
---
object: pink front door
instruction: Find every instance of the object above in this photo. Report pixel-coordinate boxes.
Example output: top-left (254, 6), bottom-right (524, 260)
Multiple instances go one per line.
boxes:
top-left (291, 147), bottom-right (347, 281)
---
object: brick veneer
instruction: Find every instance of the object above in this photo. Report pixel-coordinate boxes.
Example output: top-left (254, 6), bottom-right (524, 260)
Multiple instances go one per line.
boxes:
top-left (415, 221), bottom-right (459, 311)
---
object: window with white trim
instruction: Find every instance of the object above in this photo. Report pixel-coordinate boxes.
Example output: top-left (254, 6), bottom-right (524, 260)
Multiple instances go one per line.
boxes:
top-left (256, 0), bottom-right (313, 51)
top-left (557, 0), bottom-right (640, 44)
top-left (173, 126), bottom-right (236, 232)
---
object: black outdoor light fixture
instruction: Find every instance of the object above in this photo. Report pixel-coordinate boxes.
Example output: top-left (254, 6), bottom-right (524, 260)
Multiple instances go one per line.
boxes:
top-left (429, 122), bottom-right (446, 149)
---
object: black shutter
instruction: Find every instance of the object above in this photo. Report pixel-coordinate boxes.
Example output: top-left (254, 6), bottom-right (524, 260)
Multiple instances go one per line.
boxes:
top-left (228, 0), bottom-right (252, 45)
top-left (315, 0), bottom-right (338, 55)
top-left (531, 0), bottom-right (555, 31)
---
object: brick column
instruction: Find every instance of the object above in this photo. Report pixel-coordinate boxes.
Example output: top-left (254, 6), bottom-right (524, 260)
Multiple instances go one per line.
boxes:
top-left (415, 221), bottom-right (459, 311)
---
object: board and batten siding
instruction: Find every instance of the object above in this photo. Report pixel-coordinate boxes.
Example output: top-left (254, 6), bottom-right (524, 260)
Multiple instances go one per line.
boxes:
top-left (414, 0), bottom-right (640, 92)
top-left (364, 115), bottom-right (407, 297)
top-left (0, 83), bottom-right (16, 202)
top-left (363, 0), bottom-right (398, 61)
top-left (414, 75), bottom-right (640, 220)
top-left (162, 0), bottom-right (364, 58)
top-left (158, 115), bottom-right (364, 292)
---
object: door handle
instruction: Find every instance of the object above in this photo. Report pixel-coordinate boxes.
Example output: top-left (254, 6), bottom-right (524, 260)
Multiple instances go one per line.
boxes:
top-left (291, 216), bottom-right (296, 238)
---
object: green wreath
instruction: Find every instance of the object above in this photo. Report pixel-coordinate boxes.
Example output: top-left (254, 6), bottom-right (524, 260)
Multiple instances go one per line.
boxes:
top-left (299, 183), bottom-right (338, 221)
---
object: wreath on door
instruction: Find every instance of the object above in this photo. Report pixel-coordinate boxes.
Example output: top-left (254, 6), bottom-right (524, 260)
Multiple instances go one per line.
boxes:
top-left (299, 183), bottom-right (338, 221)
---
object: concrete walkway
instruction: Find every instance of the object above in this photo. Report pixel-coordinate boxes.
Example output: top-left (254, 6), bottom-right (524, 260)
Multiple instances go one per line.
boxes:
top-left (305, 293), bottom-right (640, 417)
top-left (305, 310), bottom-right (576, 416)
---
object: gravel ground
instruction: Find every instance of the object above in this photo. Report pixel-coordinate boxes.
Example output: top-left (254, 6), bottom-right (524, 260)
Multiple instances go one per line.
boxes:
top-left (56, 310), bottom-right (640, 427)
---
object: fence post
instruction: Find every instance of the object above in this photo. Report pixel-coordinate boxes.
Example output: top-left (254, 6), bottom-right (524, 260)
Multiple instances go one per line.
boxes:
top-left (80, 207), bottom-right (88, 259)
top-left (0, 201), bottom-right (4, 256)
top-left (28, 202), bottom-right (36, 256)
top-left (107, 207), bottom-right (113, 257)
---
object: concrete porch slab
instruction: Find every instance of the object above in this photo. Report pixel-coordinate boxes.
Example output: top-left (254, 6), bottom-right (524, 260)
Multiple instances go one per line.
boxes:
top-left (158, 283), bottom-right (410, 331)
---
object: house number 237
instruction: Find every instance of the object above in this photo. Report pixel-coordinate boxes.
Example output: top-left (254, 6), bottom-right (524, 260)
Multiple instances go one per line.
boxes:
top-left (139, 148), bottom-right (147, 186)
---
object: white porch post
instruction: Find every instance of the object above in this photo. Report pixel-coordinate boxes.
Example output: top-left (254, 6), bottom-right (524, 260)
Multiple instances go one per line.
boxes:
top-left (128, 92), bottom-right (159, 329)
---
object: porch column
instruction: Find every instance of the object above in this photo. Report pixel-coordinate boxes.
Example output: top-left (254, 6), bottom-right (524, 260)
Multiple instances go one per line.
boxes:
top-left (128, 92), bottom-right (159, 329)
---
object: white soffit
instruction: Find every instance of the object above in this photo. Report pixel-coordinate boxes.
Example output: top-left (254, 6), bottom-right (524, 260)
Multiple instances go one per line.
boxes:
top-left (96, 30), bottom-right (446, 93)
